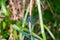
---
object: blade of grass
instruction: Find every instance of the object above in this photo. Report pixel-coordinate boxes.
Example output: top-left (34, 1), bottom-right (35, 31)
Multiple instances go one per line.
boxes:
top-left (12, 24), bottom-right (30, 39)
top-left (12, 24), bottom-right (42, 40)
top-left (46, 0), bottom-right (54, 15)
top-left (44, 25), bottom-right (55, 40)
top-left (37, 21), bottom-right (55, 40)
top-left (19, 4), bottom-right (30, 40)
top-left (14, 30), bottom-right (18, 40)
top-left (19, 0), bottom-right (25, 40)
top-left (22, 4), bottom-right (30, 27)
top-left (36, 0), bottom-right (46, 40)
top-left (1, 0), bottom-right (10, 16)
top-left (29, 0), bottom-right (33, 40)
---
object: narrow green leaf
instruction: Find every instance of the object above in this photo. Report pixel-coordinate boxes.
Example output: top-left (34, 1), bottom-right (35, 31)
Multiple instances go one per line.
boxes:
top-left (12, 24), bottom-right (31, 39)
top-left (14, 30), bottom-right (18, 40)
top-left (44, 25), bottom-right (55, 40)
top-left (12, 24), bottom-right (42, 40)
top-left (36, 0), bottom-right (46, 40)
top-left (3, 21), bottom-right (6, 29)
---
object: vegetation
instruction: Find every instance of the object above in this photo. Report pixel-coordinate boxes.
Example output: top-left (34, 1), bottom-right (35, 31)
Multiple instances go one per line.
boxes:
top-left (0, 0), bottom-right (60, 40)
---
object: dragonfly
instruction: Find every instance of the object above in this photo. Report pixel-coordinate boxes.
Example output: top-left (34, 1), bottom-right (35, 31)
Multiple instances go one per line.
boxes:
top-left (27, 13), bottom-right (32, 32)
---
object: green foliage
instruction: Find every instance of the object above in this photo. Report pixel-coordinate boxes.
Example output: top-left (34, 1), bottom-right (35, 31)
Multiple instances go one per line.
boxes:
top-left (0, 0), bottom-right (60, 40)
top-left (43, 10), bottom-right (53, 23)
top-left (0, 0), bottom-right (10, 17)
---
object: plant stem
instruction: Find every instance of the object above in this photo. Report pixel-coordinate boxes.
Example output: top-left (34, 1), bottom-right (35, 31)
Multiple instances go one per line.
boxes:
top-left (36, 0), bottom-right (46, 40)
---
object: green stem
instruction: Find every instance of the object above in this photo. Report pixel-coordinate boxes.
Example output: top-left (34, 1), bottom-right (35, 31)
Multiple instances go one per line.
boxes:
top-left (36, 0), bottom-right (46, 40)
